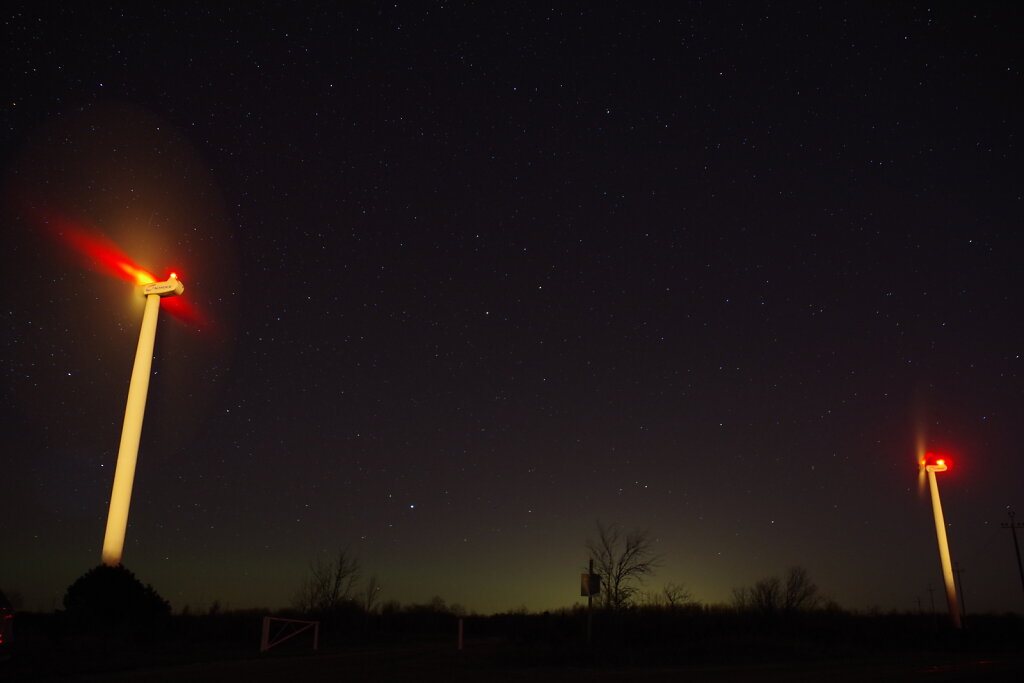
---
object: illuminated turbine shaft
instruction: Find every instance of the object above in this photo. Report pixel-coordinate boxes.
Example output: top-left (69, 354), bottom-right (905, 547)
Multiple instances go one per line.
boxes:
top-left (925, 459), bottom-right (962, 629)
top-left (101, 275), bottom-right (184, 566)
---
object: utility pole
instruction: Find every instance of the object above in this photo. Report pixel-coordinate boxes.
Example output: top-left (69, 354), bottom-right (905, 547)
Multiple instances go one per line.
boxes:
top-left (1001, 510), bottom-right (1024, 602)
top-left (926, 583), bottom-right (937, 631)
top-left (581, 558), bottom-right (599, 645)
top-left (587, 558), bottom-right (594, 645)
top-left (953, 562), bottom-right (967, 620)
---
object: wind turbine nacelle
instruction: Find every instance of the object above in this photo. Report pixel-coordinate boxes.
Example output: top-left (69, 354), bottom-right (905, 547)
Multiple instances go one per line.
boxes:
top-left (922, 452), bottom-right (950, 473)
top-left (142, 276), bottom-right (184, 298)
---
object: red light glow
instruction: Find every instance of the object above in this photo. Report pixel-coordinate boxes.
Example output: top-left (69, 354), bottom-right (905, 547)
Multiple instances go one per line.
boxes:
top-left (32, 211), bottom-right (207, 327)
top-left (56, 217), bottom-right (159, 285)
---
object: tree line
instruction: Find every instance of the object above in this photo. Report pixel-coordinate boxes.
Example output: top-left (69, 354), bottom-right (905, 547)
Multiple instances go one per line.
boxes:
top-left (585, 520), bottom-right (821, 614)
top-left (289, 521), bottom-right (823, 621)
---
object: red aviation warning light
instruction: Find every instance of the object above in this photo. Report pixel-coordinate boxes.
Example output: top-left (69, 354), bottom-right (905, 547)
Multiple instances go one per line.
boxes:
top-left (922, 453), bottom-right (951, 472)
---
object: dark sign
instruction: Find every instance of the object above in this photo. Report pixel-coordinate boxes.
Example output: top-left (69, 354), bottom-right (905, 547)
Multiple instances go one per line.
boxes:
top-left (580, 573), bottom-right (601, 596)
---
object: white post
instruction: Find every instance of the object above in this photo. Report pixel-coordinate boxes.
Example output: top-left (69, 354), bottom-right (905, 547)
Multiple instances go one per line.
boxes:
top-left (260, 616), bottom-right (271, 652)
top-left (101, 292), bottom-right (162, 566)
top-left (928, 469), bottom-right (962, 628)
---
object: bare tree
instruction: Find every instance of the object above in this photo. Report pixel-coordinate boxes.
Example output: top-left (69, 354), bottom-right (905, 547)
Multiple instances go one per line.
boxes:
top-left (363, 574), bottom-right (382, 614)
top-left (782, 566), bottom-right (820, 612)
top-left (293, 549), bottom-right (361, 614)
top-left (751, 576), bottom-right (782, 614)
top-left (732, 566), bottom-right (820, 615)
top-left (640, 582), bottom-right (693, 609)
top-left (662, 581), bottom-right (693, 608)
top-left (731, 585), bottom-right (750, 610)
top-left (586, 521), bottom-right (661, 610)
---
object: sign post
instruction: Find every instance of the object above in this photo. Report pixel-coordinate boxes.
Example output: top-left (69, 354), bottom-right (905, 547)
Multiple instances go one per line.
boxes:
top-left (581, 559), bottom-right (601, 644)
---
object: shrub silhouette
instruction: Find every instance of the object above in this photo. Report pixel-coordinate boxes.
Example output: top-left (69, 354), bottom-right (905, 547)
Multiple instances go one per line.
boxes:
top-left (62, 565), bottom-right (170, 639)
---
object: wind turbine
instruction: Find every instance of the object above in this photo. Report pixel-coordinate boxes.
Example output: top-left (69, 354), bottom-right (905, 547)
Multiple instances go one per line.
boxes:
top-left (99, 272), bottom-right (184, 566)
top-left (34, 214), bottom-right (198, 565)
top-left (919, 452), bottom-right (962, 629)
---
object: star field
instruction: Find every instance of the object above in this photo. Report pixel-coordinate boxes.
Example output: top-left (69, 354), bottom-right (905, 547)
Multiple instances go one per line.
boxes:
top-left (1, 3), bottom-right (1022, 615)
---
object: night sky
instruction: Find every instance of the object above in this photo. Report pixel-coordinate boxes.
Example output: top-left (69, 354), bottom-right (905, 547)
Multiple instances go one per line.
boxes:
top-left (2, 3), bottom-right (1022, 616)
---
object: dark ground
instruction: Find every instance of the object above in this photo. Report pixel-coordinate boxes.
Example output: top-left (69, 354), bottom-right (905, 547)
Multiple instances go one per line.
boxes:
top-left (16, 641), bottom-right (1024, 683)
top-left (4, 610), bottom-right (1023, 682)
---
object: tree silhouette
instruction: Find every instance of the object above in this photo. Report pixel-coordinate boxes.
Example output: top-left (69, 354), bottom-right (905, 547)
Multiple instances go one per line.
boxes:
top-left (62, 565), bottom-right (170, 637)
top-left (293, 549), bottom-right (361, 615)
top-left (782, 566), bottom-right (820, 612)
top-left (363, 574), bottom-right (382, 613)
top-left (733, 566), bottom-right (821, 616)
top-left (586, 521), bottom-right (660, 610)
top-left (663, 582), bottom-right (693, 606)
